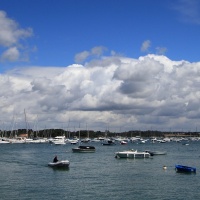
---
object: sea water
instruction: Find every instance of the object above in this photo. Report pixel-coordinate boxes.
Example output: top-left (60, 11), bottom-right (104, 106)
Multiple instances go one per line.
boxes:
top-left (0, 141), bottom-right (200, 200)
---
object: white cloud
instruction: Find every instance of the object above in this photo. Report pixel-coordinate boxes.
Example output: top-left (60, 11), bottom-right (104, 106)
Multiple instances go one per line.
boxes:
top-left (172, 0), bottom-right (200, 25)
top-left (0, 10), bottom-right (33, 62)
top-left (0, 10), bottom-right (33, 47)
top-left (141, 40), bottom-right (151, 52)
top-left (1, 54), bottom-right (200, 132)
top-left (74, 46), bottom-right (107, 63)
top-left (91, 46), bottom-right (107, 56)
top-left (74, 50), bottom-right (90, 63)
top-left (156, 47), bottom-right (167, 55)
top-left (1, 46), bottom-right (20, 61)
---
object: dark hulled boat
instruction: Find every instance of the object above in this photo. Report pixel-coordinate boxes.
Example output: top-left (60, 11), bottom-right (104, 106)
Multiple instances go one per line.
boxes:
top-left (72, 145), bottom-right (95, 153)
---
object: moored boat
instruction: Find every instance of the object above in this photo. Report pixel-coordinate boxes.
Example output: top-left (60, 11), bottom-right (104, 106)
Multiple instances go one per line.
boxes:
top-left (51, 136), bottom-right (66, 145)
top-left (175, 165), bottom-right (196, 173)
top-left (120, 140), bottom-right (128, 145)
top-left (115, 149), bottom-right (150, 158)
top-left (67, 139), bottom-right (79, 145)
top-left (0, 139), bottom-right (10, 144)
top-left (72, 145), bottom-right (96, 153)
top-left (145, 150), bottom-right (167, 156)
top-left (102, 140), bottom-right (116, 146)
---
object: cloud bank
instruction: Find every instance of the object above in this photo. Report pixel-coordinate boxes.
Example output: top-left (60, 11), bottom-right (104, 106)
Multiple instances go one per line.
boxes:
top-left (1, 54), bottom-right (200, 132)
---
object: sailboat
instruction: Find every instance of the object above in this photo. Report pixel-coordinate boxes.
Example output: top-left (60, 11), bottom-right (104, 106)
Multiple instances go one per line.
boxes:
top-left (23, 109), bottom-right (33, 143)
top-left (72, 124), bottom-right (95, 153)
top-left (81, 127), bottom-right (91, 143)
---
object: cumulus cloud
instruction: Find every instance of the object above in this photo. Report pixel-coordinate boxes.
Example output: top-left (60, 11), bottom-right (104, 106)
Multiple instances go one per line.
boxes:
top-left (141, 40), bottom-right (151, 52)
top-left (74, 51), bottom-right (90, 63)
top-left (74, 46), bottom-right (107, 63)
top-left (141, 41), bottom-right (167, 56)
top-left (91, 46), bottom-right (107, 56)
top-left (1, 54), bottom-right (200, 132)
top-left (0, 10), bottom-right (33, 62)
top-left (0, 10), bottom-right (32, 47)
top-left (1, 46), bottom-right (20, 61)
top-left (156, 47), bottom-right (167, 55)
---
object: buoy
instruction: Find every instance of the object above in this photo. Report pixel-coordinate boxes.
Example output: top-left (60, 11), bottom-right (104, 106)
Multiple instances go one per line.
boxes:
top-left (163, 166), bottom-right (167, 170)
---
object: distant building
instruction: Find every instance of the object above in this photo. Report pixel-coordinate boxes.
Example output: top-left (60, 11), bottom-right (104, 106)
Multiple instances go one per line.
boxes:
top-left (18, 134), bottom-right (28, 138)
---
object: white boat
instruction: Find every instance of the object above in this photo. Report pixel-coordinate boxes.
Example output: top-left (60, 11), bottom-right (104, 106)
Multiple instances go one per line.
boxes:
top-left (72, 145), bottom-right (96, 153)
top-left (115, 149), bottom-right (150, 158)
top-left (67, 139), bottom-right (79, 145)
top-left (102, 139), bottom-right (116, 145)
top-left (91, 138), bottom-right (101, 142)
top-left (25, 138), bottom-right (33, 143)
top-left (51, 136), bottom-right (66, 145)
top-left (48, 160), bottom-right (70, 168)
top-left (0, 139), bottom-right (10, 144)
top-left (120, 140), bottom-right (128, 145)
top-left (138, 139), bottom-right (147, 144)
top-left (52, 140), bottom-right (66, 145)
top-left (81, 138), bottom-right (91, 143)
top-left (145, 150), bottom-right (167, 156)
top-left (30, 138), bottom-right (48, 143)
top-left (9, 137), bottom-right (26, 143)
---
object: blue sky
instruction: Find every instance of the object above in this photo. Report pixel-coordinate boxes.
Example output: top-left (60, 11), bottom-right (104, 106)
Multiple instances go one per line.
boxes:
top-left (0, 0), bottom-right (200, 132)
top-left (0, 0), bottom-right (200, 70)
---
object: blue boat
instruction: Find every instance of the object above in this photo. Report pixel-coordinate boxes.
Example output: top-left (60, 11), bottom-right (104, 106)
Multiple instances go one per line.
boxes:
top-left (175, 165), bottom-right (196, 173)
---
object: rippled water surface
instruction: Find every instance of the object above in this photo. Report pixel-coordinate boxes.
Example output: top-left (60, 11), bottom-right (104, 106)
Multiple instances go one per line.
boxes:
top-left (1, 141), bottom-right (200, 200)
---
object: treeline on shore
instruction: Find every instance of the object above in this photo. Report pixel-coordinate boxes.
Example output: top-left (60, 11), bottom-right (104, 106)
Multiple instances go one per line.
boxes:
top-left (1, 129), bottom-right (200, 138)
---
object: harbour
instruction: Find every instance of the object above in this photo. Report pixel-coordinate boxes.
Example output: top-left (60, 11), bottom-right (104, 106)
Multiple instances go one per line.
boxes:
top-left (0, 139), bottom-right (200, 200)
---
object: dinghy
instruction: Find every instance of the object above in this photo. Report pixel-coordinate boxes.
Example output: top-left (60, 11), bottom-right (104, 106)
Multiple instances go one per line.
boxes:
top-left (175, 165), bottom-right (196, 173)
top-left (48, 160), bottom-right (70, 168)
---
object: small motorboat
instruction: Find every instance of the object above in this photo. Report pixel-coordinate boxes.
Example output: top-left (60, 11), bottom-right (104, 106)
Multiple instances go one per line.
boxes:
top-left (145, 150), bottom-right (167, 156)
top-left (175, 165), bottom-right (196, 173)
top-left (120, 140), bottom-right (128, 145)
top-left (0, 139), bottom-right (10, 144)
top-left (115, 149), bottom-right (150, 158)
top-left (72, 145), bottom-right (96, 153)
top-left (48, 160), bottom-right (70, 168)
top-left (102, 140), bottom-right (116, 146)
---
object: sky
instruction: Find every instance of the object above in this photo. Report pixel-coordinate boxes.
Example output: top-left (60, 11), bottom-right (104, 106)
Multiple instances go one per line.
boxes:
top-left (0, 0), bottom-right (200, 133)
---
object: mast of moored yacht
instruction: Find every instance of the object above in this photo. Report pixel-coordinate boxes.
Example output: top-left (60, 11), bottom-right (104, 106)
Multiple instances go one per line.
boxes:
top-left (24, 109), bottom-right (28, 137)
top-left (78, 123), bottom-right (81, 145)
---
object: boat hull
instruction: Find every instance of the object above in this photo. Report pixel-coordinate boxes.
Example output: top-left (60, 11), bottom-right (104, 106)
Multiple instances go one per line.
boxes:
top-left (0, 140), bottom-right (10, 144)
top-left (115, 150), bottom-right (150, 158)
top-left (101, 140), bottom-right (116, 146)
top-left (145, 150), bottom-right (167, 156)
top-left (102, 142), bottom-right (116, 146)
top-left (72, 146), bottom-right (95, 153)
top-left (48, 160), bottom-right (70, 168)
top-left (175, 165), bottom-right (196, 173)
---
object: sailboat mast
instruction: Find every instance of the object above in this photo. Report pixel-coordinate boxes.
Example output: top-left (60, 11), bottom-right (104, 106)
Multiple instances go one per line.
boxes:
top-left (86, 123), bottom-right (89, 138)
top-left (24, 109), bottom-right (28, 137)
top-left (79, 123), bottom-right (81, 145)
